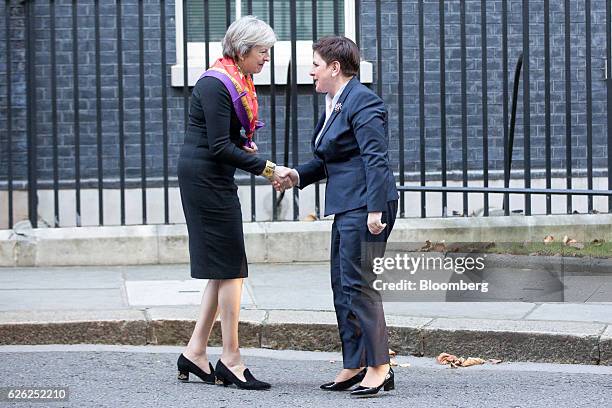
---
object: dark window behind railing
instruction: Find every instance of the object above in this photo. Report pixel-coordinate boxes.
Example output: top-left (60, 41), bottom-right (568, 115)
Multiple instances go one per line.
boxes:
top-left (1, 0), bottom-right (611, 230)
top-left (187, 0), bottom-right (344, 42)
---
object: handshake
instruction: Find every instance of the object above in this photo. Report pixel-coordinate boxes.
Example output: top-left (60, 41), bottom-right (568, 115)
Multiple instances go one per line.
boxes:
top-left (271, 165), bottom-right (299, 192)
top-left (243, 143), bottom-right (298, 192)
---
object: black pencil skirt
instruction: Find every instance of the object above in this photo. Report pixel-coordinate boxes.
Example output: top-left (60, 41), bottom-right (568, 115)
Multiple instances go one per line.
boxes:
top-left (178, 162), bottom-right (248, 280)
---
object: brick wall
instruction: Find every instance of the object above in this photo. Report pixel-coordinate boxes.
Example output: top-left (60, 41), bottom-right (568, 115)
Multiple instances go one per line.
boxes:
top-left (360, 0), bottom-right (609, 177)
top-left (0, 0), bottom-right (609, 188)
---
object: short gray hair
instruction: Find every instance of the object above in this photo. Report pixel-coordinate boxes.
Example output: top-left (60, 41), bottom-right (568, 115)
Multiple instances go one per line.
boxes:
top-left (222, 16), bottom-right (276, 60)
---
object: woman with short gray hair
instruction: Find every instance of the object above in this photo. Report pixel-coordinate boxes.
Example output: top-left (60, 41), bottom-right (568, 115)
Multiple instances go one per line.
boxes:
top-left (176, 16), bottom-right (281, 390)
top-left (222, 15), bottom-right (276, 60)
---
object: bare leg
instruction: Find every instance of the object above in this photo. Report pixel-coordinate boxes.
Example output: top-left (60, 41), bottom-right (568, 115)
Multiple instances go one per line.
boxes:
top-left (182, 279), bottom-right (220, 373)
top-left (218, 278), bottom-right (247, 382)
top-left (360, 363), bottom-right (390, 387)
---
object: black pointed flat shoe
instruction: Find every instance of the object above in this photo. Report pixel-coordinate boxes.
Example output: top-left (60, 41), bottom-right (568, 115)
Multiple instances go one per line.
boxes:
top-left (350, 368), bottom-right (394, 398)
top-left (320, 368), bottom-right (367, 391)
top-left (177, 354), bottom-right (215, 384)
top-left (215, 360), bottom-right (271, 390)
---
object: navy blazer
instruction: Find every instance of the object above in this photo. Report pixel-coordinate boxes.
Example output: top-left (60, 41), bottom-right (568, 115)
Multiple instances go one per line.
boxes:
top-left (296, 77), bottom-right (398, 216)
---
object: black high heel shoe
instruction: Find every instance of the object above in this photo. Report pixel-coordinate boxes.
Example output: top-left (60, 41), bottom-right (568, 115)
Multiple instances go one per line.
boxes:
top-left (350, 368), bottom-right (394, 398)
top-left (320, 368), bottom-right (367, 391)
top-left (177, 354), bottom-right (215, 384)
top-left (215, 360), bottom-right (271, 390)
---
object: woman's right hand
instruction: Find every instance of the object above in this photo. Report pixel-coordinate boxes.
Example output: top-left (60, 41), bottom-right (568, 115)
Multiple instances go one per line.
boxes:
top-left (367, 212), bottom-right (387, 235)
top-left (272, 166), bottom-right (298, 192)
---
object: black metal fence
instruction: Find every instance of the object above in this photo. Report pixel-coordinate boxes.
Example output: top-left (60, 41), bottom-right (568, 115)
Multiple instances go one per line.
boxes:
top-left (1, 0), bottom-right (612, 229)
top-left (394, 0), bottom-right (612, 218)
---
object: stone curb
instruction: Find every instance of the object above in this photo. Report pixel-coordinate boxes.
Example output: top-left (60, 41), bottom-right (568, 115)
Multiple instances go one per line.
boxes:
top-left (420, 318), bottom-right (603, 365)
top-left (0, 310), bottom-right (149, 345)
top-left (2, 214), bottom-right (612, 266)
top-left (0, 310), bottom-right (609, 365)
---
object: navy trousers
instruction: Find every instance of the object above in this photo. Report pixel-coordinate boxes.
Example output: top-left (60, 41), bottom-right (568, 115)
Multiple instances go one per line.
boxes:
top-left (330, 200), bottom-right (398, 368)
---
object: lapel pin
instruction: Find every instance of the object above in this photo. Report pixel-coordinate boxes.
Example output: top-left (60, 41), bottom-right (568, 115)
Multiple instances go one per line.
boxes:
top-left (334, 103), bottom-right (342, 113)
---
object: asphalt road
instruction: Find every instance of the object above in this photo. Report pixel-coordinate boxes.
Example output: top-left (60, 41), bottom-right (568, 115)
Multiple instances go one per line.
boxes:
top-left (1, 345), bottom-right (611, 408)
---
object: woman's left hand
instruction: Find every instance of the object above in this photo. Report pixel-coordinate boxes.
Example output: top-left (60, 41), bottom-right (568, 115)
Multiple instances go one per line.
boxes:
top-left (367, 211), bottom-right (387, 235)
top-left (242, 141), bottom-right (258, 154)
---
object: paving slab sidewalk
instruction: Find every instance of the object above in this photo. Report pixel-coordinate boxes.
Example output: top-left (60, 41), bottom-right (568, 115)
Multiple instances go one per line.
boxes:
top-left (0, 262), bottom-right (611, 365)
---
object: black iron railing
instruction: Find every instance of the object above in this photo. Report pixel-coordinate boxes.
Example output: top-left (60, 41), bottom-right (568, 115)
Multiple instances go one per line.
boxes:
top-left (1, 0), bottom-right (611, 229)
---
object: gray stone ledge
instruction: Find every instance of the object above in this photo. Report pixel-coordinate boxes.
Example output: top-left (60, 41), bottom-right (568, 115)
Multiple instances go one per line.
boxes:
top-left (2, 214), bottom-right (612, 266)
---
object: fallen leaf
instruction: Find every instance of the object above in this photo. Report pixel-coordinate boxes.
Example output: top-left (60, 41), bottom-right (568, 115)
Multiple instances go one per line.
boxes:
top-left (544, 235), bottom-right (554, 244)
top-left (437, 352), bottom-right (486, 368)
top-left (422, 241), bottom-right (448, 252)
top-left (421, 240), bottom-right (432, 251)
top-left (436, 352), bottom-right (458, 365)
top-left (302, 213), bottom-right (318, 221)
top-left (462, 357), bottom-right (485, 367)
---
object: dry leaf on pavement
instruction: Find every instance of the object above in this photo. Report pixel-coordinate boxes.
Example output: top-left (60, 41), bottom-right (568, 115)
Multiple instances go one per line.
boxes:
top-left (436, 352), bottom-right (458, 365)
top-left (462, 357), bottom-right (485, 367)
top-left (388, 349), bottom-right (398, 366)
top-left (437, 352), bottom-right (487, 368)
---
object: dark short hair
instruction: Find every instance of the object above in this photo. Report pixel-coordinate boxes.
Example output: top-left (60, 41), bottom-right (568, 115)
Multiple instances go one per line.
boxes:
top-left (312, 36), bottom-right (360, 77)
